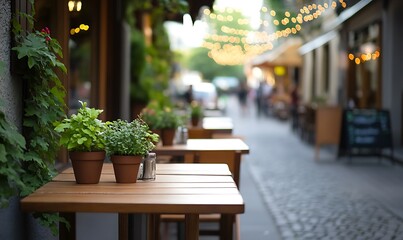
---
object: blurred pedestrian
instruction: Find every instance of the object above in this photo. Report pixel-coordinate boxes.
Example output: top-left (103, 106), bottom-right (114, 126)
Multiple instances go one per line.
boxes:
top-left (290, 85), bottom-right (299, 130)
top-left (237, 81), bottom-right (249, 116)
top-left (184, 85), bottom-right (193, 105)
top-left (255, 81), bottom-right (271, 117)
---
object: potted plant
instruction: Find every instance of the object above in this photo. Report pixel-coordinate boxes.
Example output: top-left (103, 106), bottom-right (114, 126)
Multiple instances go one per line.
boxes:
top-left (159, 107), bottom-right (183, 146)
top-left (54, 101), bottom-right (106, 184)
top-left (140, 101), bottom-right (163, 139)
top-left (104, 118), bottom-right (159, 183)
top-left (190, 101), bottom-right (203, 127)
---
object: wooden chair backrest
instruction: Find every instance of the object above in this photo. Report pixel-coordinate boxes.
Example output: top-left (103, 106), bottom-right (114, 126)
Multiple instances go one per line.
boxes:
top-left (188, 128), bottom-right (213, 139)
top-left (189, 151), bottom-right (241, 188)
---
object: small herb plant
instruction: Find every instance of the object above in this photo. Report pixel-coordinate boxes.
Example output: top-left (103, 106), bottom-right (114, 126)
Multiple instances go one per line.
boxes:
top-left (190, 101), bottom-right (203, 118)
top-left (159, 107), bottom-right (183, 129)
top-left (104, 119), bottom-right (159, 156)
top-left (140, 101), bottom-right (162, 130)
top-left (54, 101), bottom-right (106, 152)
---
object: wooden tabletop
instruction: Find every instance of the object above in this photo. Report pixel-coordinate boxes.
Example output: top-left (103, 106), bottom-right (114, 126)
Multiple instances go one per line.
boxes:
top-left (202, 117), bottom-right (233, 131)
top-left (154, 138), bottom-right (250, 156)
top-left (21, 163), bottom-right (243, 214)
top-left (20, 163), bottom-right (244, 240)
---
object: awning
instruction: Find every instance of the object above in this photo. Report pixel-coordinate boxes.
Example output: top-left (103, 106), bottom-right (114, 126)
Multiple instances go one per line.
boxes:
top-left (251, 38), bottom-right (303, 67)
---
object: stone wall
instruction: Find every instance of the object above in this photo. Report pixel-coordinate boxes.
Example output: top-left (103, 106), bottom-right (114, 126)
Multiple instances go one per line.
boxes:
top-left (0, 0), bottom-right (22, 126)
top-left (0, 1), bottom-right (25, 239)
top-left (0, 1), bottom-right (56, 239)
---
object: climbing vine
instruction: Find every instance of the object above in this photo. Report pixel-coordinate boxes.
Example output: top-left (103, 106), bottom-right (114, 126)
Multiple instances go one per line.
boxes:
top-left (10, 1), bottom-right (69, 235)
top-left (0, 61), bottom-right (26, 208)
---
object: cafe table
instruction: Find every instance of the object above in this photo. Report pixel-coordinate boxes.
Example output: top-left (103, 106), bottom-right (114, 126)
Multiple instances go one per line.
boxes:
top-left (202, 117), bottom-right (233, 134)
top-left (20, 163), bottom-right (244, 240)
top-left (187, 117), bottom-right (234, 139)
top-left (154, 138), bottom-right (250, 187)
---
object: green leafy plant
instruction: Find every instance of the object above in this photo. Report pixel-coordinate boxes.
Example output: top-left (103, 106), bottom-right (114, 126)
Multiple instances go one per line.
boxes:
top-left (0, 100), bottom-right (26, 208)
top-left (140, 101), bottom-right (163, 129)
top-left (11, 5), bottom-right (69, 234)
top-left (159, 107), bottom-right (183, 129)
top-left (54, 101), bottom-right (106, 152)
top-left (190, 101), bottom-right (203, 118)
top-left (104, 118), bottom-right (159, 156)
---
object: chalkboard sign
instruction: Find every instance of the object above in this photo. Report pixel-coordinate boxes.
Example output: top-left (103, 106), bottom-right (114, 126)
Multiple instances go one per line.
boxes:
top-left (339, 109), bottom-right (393, 157)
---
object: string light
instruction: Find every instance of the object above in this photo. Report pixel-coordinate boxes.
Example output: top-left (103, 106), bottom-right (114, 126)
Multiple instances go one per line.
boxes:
top-left (201, 0), bottom-right (348, 65)
top-left (70, 24), bottom-right (90, 35)
top-left (348, 50), bottom-right (380, 64)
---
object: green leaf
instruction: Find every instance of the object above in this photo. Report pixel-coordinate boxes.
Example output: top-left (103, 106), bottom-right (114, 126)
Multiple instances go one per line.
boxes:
top-left (27, 57), bottom-right (35, 69)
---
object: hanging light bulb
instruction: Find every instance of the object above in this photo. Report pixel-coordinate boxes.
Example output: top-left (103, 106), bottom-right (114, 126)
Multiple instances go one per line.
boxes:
top-left (76, 1), bottom-right (82, 11)
top-left (68, 1), bottom-right (75, 12)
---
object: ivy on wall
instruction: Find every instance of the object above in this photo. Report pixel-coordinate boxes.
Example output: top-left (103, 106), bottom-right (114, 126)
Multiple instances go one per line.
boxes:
top-left (5, 1), bottom-right (69, 234)
top-left (0, 61), bottom-right (27, 208)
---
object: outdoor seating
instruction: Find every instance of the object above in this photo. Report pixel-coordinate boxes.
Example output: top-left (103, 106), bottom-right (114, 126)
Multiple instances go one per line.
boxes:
top-left (160, 150), bottom-right (242, 239)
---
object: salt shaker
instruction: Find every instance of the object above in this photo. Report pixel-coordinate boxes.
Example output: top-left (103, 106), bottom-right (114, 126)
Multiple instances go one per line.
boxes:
top-left (142, 152), bottom-right (156, 181)
top-left (177, 126), bottom-right (188, 144)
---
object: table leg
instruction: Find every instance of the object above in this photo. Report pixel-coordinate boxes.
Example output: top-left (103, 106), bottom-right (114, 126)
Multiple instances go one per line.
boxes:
top-left (147, 214), bottom-right (160, 240)
top-left (60, 212), bottom-right (75, 240)
top-left (185, 214), bottom-right (199, 240)
top-left (220, 214), bottom-right (234, 240)
top-left (119, 213), bottom-right (129, 240)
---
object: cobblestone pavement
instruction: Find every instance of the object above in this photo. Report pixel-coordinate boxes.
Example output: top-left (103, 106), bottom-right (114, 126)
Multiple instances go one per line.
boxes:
top-left (224, 96), bottom-right (403, 240)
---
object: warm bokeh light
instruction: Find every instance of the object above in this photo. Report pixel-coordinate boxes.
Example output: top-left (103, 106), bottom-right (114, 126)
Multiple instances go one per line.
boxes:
top-left (201, 0), bottom-right (348, 65)
top-left (348, 49), bottom-right (380, 64)
top-left (348, 53), bottom-right (354, 60)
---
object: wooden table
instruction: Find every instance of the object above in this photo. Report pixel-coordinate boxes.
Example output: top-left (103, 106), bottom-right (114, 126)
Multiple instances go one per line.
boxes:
top-left (188, 117), bottom-right (234, 138)
top-left (20, 163), bottom-right (244, 240)
top-left (202, 117), bottom-right (233, 134)
top-left (154, 139), bottom-right (250, 187)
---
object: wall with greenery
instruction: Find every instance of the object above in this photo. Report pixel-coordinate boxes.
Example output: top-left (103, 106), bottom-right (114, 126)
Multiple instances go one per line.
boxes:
top-left (0, 1), bottom-right (68, 237)
top-left (0, 0), bottom-right (26, 239)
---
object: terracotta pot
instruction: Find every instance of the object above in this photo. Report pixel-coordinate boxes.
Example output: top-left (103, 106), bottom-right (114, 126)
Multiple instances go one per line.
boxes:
top-left (161, 128), bottom-right (176, 146)
top-left (191, 116), bottom-right (200, 127)
top-left (69, 151), bottom-right (105, 184)
top-left (111, 155), bottom-right (143, 183)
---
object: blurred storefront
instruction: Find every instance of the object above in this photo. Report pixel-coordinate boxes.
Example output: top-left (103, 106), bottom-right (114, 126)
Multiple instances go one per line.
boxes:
top-left (250, 0), bottom-right (403, 149)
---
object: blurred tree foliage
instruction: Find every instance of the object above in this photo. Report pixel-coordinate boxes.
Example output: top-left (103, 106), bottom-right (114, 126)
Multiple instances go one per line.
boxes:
top-left (124, 0), bottom-right (188, 108)
top-left (178, 7), bottom-right (248, 80)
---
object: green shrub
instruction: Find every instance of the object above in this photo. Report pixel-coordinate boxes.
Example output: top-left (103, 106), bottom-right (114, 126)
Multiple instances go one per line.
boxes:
top-left (104, 118), bottom-right (159, 156)
top-left (54, 101), bottom-right (106, 152)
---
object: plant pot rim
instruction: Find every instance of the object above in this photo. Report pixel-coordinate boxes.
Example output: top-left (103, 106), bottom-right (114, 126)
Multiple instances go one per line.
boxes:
top-left (69, 151), bottom-right (106, 161)
top-left (111, 155), bottom-right (144, 164)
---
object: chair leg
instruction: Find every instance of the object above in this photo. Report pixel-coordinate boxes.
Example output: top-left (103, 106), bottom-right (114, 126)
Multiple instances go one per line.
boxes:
top-left (235, 214), bottom-right (241, 240)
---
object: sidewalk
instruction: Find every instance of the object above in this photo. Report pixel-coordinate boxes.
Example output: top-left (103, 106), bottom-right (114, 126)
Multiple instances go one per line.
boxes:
top-left (226, 95), bottom-right (403, 240)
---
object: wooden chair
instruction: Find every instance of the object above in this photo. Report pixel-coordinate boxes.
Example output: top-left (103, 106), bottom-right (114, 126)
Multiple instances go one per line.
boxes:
top-left (159, 150), bottom-right (242, 240)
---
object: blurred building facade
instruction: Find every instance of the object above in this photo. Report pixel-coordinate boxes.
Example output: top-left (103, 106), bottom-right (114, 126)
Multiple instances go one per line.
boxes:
top-left (251, 0), bottom-right (403, 151)
top-left (299, 0), bottom-right (403, 150)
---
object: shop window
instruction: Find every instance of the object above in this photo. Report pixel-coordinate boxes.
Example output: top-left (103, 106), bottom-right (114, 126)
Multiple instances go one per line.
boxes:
top-left (69, 0), bottom-right (99, 114)
top-left (347, 22), bottom-right (381, 109)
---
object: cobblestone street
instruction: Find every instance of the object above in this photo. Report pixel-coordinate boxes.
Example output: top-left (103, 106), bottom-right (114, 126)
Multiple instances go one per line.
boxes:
top-left (225, 96), bottom-right (403, 240)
